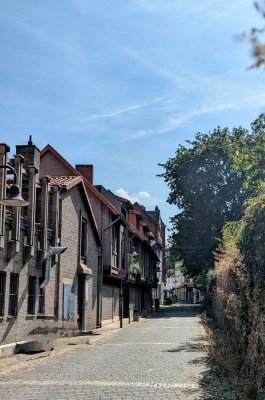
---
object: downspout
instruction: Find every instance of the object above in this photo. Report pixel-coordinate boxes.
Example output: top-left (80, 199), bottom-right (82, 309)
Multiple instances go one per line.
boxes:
top-left (97, 201), bottom-right (103, 328)
top-left (97, 202), bottom-right (104, 328)
top-left (40, 253), bottom-right (52, 288)
top-left (97, 215), bottom-right (121, 328)
top-left (54, 187), bottom-right (61, 319)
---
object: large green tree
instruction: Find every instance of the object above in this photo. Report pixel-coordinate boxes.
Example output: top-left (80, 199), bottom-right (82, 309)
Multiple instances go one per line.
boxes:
top-left (160, 127), bottom-right (249, 277)
top-left (232, 113), bottom-right (265, 192)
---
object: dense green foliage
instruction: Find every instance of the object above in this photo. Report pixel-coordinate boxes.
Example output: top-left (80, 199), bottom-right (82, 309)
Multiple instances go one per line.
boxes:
top-left (160, 112), bottom-right (265, 397)
top-left (160, 113), bottom-right (265, 277)
top-left (232, 113), bottom-right (265, 191)
top-left (159, 127), bottom-right (248, 276)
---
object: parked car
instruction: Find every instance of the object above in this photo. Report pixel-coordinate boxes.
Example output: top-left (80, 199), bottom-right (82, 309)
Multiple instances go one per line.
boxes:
top-left (172, 295), bottom-right (178, 303)
top-left (163, 298), bottom-right (172, 305)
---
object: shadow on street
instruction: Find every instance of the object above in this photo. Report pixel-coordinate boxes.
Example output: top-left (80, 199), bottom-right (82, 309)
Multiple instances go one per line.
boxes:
top-left (152, 303), bottom-right (203, 319)
top-left (152, 304), bottom-right (237, 400)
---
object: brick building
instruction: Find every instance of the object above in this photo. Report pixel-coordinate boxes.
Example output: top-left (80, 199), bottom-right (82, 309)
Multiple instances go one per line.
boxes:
top-left (0, 140), bottom-right (100, 345)
top-left (0, 139), bottom-right (165, 347)
top-left (125, 201), bottom-right (166, 311)
top-left (40, 145), bottom-right (164, 327)
top-left (40, 145), bottom-right (123, 327)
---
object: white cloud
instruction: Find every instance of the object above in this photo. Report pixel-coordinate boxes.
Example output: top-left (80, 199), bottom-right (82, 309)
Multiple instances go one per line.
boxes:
top-left (127, 93), bottom-right (265, 140)
top-left (137, 191), bottom-right (151, 199)
top-left (116, 188), bottom-right (152, 204)
top-left (82, 96), bottom-right (164, 122)
top-left (127, 103), bottom-right (234, 139)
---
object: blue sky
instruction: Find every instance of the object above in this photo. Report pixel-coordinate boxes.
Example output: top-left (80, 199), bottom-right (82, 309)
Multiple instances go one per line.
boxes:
top-left (0, 0), bottom-right (264, 232)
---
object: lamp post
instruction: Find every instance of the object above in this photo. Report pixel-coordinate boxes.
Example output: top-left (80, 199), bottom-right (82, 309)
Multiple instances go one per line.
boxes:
top-left (0, 164), bottom-right (29, 206)
top-left (119, 236), bottom-right (138, 328)
top-left (155, 264), bottom-right (161, 311)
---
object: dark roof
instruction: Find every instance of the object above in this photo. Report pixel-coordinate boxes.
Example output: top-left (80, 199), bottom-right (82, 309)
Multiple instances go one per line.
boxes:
top-left (147, 210), bottom-right (160, 221)
top-left (147, 210), bottom-right (166, 227)
top-left (116, 196), bottom-right (134, 210)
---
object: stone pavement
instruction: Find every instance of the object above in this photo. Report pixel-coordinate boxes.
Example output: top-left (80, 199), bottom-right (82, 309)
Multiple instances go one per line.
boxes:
top-left (0, 304), bottom-right (208, 399)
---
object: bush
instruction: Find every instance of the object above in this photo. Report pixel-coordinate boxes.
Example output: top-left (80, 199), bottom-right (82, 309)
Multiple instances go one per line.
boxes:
top-left (211, 194), bottom-right (265, 399)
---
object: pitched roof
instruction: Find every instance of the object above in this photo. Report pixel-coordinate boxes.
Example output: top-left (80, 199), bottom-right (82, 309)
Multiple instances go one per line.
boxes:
top-left (147, 210), bottom-right (160, 221)
top-left (147, 210), bottom-right (166, 227)
top-left (40, 146), bottom-right (102, 245)
top-left (116, 196), bottom-right (134, 209)
top-left (41, 144), bottom-right (119, 215)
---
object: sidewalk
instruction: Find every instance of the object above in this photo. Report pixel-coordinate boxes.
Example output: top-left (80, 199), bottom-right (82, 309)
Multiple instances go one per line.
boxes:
top-left (0, 317), bottom-right (140, 376)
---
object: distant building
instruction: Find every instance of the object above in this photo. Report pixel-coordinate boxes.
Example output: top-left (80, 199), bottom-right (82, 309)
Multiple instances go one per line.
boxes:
top-left (164, 269), bottom-right (203, 304)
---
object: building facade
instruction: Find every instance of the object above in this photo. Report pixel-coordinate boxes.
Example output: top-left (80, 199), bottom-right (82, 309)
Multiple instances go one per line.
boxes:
top-left (0, 139), bottom-right (165, 347)
top-left (0, 140), bottom-right (100, 345)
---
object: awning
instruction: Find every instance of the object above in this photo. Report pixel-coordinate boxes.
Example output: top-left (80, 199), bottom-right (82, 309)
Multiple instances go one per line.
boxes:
top-left (78, 263), bottom-right (93, 275)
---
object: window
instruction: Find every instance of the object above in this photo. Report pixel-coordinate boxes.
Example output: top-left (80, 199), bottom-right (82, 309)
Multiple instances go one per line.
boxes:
top-left (27, 276), bottom-right (36, 315)
top-left (8, 273), bottom-right (19, 316)
top-left (136, 215), bottom-right (141, 230)
top-left (81, 217), bottom-right (87, 263)
top-left (0, 272), bottom-right (6, 317)
top-left (112, 224), bottom-right (119, 267)
top-left (63, 283), bottom-right (75, 321)
top-left (38, 278), bottom-right (45, 315)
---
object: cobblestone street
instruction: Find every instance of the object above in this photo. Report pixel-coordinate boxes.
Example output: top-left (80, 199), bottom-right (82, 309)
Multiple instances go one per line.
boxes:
top-left (0, 304), bottom-right (207, 399)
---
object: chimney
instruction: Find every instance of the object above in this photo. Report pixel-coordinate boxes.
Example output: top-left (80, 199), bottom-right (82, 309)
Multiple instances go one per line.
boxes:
top-left (76, 164), bottom-right (94, 184)
top-left (16, 135), bottom-right (40, 173)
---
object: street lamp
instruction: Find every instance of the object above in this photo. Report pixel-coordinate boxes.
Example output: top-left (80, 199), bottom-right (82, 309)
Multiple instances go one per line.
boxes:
top-left (0, 164), bottom-right (29, 207)
top-left (119, 236), bottom-right (138, 328)
top-left (155, 264), bottom-right (162, 311)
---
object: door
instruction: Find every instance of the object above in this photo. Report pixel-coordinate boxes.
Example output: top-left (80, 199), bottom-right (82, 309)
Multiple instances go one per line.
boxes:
top-left (77, 275), bottom-right (85, 330)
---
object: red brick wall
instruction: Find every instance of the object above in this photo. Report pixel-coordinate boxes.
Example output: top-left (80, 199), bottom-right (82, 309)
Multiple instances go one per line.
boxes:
top-left (0, 184), bottom-right (99, 345)
top-left (40, 152), bottom-right (72, 177)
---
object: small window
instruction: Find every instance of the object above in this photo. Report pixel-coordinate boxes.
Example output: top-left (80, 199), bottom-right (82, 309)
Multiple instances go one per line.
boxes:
top-left (81, 217), bottom-right (87, 263)
top-left (27, 276), bottom-right (36, 315)
top-left (112, 224), bottom-right (119, 267)
top-left (0, 271), bottom-right (6, 317)
top-left (136, 215), bottom-right (141, 230)
top-left (38, 278), bottom-right (45, 315)
top-left (8, 273), bottom-right (19, 316)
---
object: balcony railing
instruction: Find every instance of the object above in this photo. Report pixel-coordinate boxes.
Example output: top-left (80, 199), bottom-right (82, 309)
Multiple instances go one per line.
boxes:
top-left (5, 211), bottom-right (52, 239)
